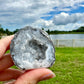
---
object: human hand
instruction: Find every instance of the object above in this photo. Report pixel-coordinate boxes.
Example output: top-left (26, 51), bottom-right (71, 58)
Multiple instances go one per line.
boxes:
top-left (0, 35), bottom-right (55, 84)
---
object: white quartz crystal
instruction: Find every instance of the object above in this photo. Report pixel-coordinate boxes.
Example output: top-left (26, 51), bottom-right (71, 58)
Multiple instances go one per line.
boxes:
top-left (10, 26), bottom-right (55, 70)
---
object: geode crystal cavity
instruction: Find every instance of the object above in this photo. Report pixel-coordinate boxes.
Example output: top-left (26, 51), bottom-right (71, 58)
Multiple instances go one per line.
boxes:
top-left (10, 26), bottom-right (55, 70)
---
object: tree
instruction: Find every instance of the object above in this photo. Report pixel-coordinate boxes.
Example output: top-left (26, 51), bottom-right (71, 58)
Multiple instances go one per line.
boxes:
top-left (0, 28), bottom-right (5, 33)
top-left (72, 26), bottom-right (84, 32)
top-left (5, 29), bottom-right (13, 35)
top-left (42, 28), bottom-right (44, 30)
top-left (13, 29), bottom-right (19, 33)
top-left (5, 29), bottom-right (9, 35)
top-left (46, 29), bottom-right (50, 34)
top-left (78, 26), bottom-right (84, 32)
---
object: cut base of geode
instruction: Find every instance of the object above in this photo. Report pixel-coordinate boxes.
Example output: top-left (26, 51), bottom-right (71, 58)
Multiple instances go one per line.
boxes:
top-left (10, 26), bottom-right (55, 70)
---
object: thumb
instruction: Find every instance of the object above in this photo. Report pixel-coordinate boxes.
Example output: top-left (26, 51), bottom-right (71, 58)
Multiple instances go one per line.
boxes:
top-left (15, 68), bottom-right (55, 84)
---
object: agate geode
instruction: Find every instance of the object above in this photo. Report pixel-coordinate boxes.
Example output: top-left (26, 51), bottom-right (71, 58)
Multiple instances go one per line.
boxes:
top-left (10, 26), bottom-right (55, 70)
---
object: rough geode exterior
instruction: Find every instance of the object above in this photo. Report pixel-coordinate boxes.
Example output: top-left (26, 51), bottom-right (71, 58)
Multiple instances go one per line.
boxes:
top-left (10, 26), bottom-right (55, 70)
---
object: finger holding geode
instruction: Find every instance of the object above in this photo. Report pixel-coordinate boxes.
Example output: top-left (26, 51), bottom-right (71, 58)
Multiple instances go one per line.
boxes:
top-left (10, 26), bottom-right (55, 70)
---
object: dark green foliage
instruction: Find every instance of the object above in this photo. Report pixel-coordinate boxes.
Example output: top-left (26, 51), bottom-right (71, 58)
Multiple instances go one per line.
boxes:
top-left (13, 29), bottom-right (19, 33)
top-left (46, 29), bottom-right (71, 34)
top-left (46, 29), bottom-right (50, 34)
top-left (0, 25), bottom-right (19, 36)
top-left (42, 28), bottom-right (44, 30)
top-left (0, 24), bottom-right (13, 35)
top-left (46, 26), bottom-right (84, 34)
top-left (0, 24), bottom-right (5, 34)
top-left (5, 29), bottom-right (13, 35)
top-left (0, 24), bottom-right (84, 36)
top-left (0, 28), bottom-right (5, 33)
top-left (72, 26), bottom-right (84, 32)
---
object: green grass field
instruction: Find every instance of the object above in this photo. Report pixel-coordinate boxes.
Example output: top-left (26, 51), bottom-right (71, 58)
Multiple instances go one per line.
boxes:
top-left (0, 47), bottom-right (84, 84)
top-left (39, 47), bottom-right (84, 84)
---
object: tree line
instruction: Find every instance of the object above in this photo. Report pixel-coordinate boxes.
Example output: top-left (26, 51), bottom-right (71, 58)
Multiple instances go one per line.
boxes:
top-left (46, 26), bottom-right (84, 34)
top-left (0, 24), bottom-right (84, 36)
top-left (0, 24), bottom-right (19, 36)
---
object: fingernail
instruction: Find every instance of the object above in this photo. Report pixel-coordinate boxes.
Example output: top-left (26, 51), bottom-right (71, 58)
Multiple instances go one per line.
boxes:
top-left (40, 73), bottom-right (55, 81)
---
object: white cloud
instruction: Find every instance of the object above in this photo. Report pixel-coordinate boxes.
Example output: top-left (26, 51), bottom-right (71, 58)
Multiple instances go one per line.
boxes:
top-left (80, 4), bottom-right (84, 7)
top-left (31, 17), bottom-right (84, 31)
top-left (0, 0), bottom-right (84, 31)
top-left (53, 12), bottom-right (84, 25)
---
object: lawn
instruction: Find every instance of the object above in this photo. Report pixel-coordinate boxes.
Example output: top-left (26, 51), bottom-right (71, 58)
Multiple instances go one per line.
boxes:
top-left (0, 47), bottom-right (84, 84)
top-left (39, 47), bottom-right (84, 84)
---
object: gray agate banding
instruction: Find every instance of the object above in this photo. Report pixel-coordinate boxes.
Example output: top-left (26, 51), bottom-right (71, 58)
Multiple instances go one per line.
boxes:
top-left (10, 26), bottom-right (55, 70)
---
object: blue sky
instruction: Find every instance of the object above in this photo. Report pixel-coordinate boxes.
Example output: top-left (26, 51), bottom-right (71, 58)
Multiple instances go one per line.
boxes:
top-left (0, 0), bottom-right (84, 31)
top-left (41, 6), bottom-right (84, 21)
